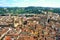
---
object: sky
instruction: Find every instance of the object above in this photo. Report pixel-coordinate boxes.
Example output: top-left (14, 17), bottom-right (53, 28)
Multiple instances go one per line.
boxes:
top-left (0, 0), bottom-right (60, 7)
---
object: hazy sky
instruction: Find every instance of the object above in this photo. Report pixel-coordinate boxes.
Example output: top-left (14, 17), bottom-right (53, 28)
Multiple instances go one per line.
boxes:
top-left (0, 0), bottom-right (60, 7)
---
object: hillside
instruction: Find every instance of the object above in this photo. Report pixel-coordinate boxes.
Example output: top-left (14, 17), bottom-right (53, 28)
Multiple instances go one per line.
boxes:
top-left (0, 6), bottom-right (60, 15)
